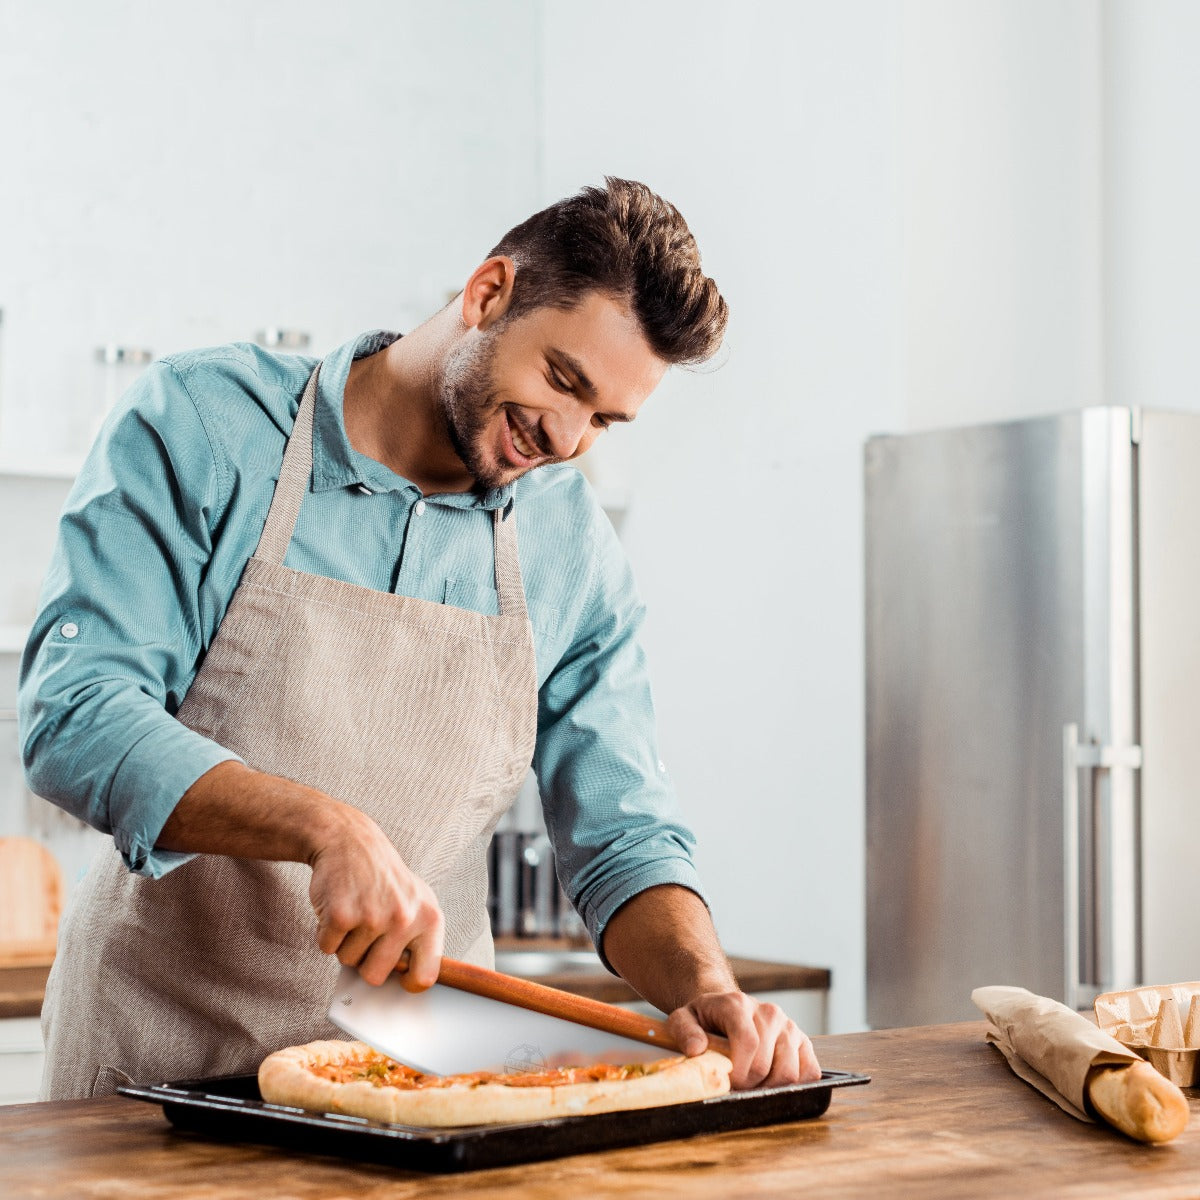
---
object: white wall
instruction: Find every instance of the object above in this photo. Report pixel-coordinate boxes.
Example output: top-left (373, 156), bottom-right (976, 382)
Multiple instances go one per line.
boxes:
top-left (541, 0), bottom-right (904, 1035)
top-left (901, 0), bottom-right (1104, 429)
top-left (1103, 0), bottom-right (1200, 412)
top-left (0, 0), bottom-right (542, 457)
top-left (900, 0), bottom-right (1200, 429)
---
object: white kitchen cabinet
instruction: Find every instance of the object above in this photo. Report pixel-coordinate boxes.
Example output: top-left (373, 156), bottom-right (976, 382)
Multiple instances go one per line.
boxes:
top-left (758, 990), bottom-right (826, 1038)
top-left (0, 471), bottom-right (74, 638)
top-left (0, 625), bottom-right (28, 655)
top-left (0, 455), bottom-right (82, 481)
top-left (0, 1018), bottom-right (43, 1105)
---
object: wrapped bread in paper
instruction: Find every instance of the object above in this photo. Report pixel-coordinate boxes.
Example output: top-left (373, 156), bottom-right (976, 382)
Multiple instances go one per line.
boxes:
top-left (972, 985), bottom-right (1188, 1143)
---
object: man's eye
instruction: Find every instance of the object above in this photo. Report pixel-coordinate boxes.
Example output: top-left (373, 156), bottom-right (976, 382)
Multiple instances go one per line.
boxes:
top-left (549, 369), bottom-right (573, 392)
top-left (592, 415), bottom-right (611, 430)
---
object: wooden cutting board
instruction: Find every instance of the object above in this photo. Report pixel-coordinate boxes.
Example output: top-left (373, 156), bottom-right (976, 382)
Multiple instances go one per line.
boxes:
top-left (0, 837), bottom-right (63, 967)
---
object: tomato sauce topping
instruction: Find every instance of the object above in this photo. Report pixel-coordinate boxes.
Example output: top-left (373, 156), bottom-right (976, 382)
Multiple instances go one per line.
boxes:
top-left (312, 1055), bottom-right (681, 1090)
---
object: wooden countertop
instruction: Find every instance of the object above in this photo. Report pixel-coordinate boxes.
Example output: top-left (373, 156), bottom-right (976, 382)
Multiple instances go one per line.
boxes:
top-left (6, 1021), bottom-right (1200, 1197)
top-left (0, 954), bottom-right (829, 1019)
top-left (0, 964), bottom-right (50, 1019)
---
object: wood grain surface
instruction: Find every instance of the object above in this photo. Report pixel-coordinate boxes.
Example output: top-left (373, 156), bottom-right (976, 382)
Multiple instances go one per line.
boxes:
top-left (5, 1021), bottom-right (1200, 1198)
top-left (0, 963), bottom-right (51, 1019)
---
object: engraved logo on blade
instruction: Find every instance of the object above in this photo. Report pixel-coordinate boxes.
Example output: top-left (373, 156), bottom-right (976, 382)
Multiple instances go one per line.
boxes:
top-left (504, 1043), bottom-right (546, 1074)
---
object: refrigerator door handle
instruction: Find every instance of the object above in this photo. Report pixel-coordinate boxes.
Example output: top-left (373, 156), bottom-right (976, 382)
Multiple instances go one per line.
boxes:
top-left (1063, 724), bottom-right (1082, 1011)
top-left (1063, 724), bottom-right (1143, 1011)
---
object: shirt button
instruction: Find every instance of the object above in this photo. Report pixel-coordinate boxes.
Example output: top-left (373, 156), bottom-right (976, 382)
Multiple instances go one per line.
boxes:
top-left (61, 622), bottom-right (79, 639)
top-left (414, 500), bottom-right (427, 516)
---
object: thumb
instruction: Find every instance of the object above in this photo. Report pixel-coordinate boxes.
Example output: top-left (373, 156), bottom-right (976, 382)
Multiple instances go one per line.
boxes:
top-left (667, 1006), bottom-right (710, 1057)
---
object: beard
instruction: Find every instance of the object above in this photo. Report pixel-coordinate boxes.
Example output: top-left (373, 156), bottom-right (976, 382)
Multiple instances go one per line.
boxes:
top-left (437, 330), bottom-right (511, 492)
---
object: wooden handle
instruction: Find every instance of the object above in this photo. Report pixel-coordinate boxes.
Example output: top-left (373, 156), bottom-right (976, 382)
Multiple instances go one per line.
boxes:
top-left (436, 957), bottom-right (734, 1059)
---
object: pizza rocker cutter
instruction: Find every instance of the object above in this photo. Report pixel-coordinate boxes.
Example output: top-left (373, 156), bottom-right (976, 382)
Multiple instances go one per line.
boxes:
top-left (328, 956), bottom-right (732, 1077)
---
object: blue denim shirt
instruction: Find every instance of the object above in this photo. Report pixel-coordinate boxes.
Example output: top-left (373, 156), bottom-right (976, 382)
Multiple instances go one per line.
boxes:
top-left (18, 331), bottom-right (705, 950)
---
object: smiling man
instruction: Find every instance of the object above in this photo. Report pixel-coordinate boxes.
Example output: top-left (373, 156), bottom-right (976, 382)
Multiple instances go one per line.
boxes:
top-left (21, 178), bottom-right (821, 1100)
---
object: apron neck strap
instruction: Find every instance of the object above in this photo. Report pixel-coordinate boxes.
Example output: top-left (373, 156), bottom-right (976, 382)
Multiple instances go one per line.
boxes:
top-left (492, 505), bottom-right (528, 620)
top-left (254, 365), bottom-right (320, 565)
top-left (257, 365), bottom-right (531, 624)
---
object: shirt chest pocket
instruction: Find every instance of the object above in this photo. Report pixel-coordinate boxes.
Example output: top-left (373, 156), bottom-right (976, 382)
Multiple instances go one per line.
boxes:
top-left (442, 578), bottom-right (560, 638)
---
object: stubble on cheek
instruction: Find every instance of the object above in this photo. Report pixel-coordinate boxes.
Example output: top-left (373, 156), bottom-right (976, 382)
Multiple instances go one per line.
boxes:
top-left (438, 336), bottom-right (506, 491)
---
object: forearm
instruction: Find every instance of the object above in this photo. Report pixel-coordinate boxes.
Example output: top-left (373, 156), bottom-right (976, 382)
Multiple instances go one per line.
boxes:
top-left (158, 760), bottom-right (444, 987)
top-left (600, 884), bottom-right (737, 1014)
top-left (157, 759), bottom-right (347, 865)
top-left (604, 883), bottom-right (821, 1089)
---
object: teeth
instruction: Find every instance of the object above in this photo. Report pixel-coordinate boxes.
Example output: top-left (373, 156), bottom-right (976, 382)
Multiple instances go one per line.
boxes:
top-left (510, 420), bottom-right (536, 459)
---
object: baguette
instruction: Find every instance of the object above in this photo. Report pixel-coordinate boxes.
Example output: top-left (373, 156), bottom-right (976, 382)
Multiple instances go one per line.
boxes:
top-left (1086, 1061), bottom-right (1189, 1144)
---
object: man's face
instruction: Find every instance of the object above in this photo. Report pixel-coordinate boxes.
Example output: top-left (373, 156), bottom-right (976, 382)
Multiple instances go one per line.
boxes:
top-left (438, 291), bottom-right (668, 491)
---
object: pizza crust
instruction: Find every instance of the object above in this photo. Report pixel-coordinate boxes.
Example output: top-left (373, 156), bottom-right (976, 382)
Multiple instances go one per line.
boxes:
top-left (258, 1040), bottom-right (732, 1127)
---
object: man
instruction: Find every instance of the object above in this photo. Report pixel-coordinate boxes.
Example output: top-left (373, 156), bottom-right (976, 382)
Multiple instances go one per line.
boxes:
top-left (21, 178), bottom-right (821, 1099)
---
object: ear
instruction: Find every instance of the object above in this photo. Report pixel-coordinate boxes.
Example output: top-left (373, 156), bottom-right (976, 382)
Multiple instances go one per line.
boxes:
top-left (459, 256), bottom-right (515, 330)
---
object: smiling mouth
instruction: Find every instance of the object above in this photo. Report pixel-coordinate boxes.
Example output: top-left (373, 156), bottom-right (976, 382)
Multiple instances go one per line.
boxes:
top-left (506, 413), bottom-right (544, 463)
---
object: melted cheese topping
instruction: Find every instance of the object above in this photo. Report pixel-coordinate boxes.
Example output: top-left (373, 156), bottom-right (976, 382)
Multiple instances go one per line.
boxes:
top-left (313, 1054), bottom-right (682, 1090)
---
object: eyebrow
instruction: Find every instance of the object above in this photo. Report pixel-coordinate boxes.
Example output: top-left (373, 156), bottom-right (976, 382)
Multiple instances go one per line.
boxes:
top-left (548, 349), bottom-right (636, 422)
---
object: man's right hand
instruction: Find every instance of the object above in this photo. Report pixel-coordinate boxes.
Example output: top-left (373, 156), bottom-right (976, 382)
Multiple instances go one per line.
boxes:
top-left (159, 760), bottom-right (445, 990)
top-left (307, 803), bottom-right (444, 989)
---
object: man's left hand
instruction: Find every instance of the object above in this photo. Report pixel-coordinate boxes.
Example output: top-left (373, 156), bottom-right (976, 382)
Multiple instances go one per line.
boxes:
top-left (666, 990), bottom-right (821, 1089)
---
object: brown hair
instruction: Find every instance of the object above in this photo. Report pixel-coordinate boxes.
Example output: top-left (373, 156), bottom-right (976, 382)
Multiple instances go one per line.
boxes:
top-left (487, 177), bottom-right (728, 366)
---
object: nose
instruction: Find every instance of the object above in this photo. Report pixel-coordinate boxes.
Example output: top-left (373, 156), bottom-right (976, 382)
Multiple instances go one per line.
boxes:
top-left (541, 404), bottom-right (594, 460)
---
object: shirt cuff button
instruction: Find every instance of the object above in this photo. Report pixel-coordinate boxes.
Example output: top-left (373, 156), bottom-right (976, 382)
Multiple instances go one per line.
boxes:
top-left (60, 622), bottom-right (79, 639)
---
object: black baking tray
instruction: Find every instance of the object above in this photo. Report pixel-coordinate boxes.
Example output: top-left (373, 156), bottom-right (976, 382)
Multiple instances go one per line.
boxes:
top-left (119, 1068), bottom-right (869, 1173)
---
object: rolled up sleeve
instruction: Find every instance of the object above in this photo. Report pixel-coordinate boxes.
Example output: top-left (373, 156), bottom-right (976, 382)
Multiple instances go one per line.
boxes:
top-left (18, 362), bottom-right (242, 877)
top-left (534, 507), bottom-right (708, 967)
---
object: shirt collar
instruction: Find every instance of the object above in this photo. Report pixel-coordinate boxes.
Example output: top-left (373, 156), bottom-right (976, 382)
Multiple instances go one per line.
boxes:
top-left (310, 329), bottom-right (515, 512)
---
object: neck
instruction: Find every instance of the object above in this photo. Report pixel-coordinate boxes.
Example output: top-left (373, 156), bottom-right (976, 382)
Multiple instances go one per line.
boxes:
top-left (343, 309), bottom-right (474, 494)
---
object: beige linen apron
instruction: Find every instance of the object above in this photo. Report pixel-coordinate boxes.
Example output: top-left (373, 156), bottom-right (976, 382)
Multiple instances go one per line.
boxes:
top-left (41, 365), bottom-right (538, 1099)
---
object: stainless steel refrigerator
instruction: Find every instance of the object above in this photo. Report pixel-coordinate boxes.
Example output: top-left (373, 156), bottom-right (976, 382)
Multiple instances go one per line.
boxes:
top-left (865, 407), bottom-right (1200, 1028)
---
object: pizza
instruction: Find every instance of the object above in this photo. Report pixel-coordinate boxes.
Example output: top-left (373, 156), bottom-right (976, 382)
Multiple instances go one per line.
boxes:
top-left (258, 1039), bottom-right (732, 1127)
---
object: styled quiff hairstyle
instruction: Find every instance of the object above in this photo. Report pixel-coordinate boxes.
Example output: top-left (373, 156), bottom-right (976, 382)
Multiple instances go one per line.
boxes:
top-left (487, 177), bottom-right (728, 366)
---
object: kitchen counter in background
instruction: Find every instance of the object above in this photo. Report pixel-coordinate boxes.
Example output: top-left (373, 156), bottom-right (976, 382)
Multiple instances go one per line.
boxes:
top-left (0, 952), bottom-right (831, 1020)
top-left (0, 965), bottom-right (49, 1020)
top-left (491, 937), bottom-right (831, 1004)
top-left (7, 1022), bottom-right (1200, 1197)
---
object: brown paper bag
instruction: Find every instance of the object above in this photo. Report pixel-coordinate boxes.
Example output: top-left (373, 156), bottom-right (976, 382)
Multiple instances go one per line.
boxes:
top-left (972, 985), bottom-right (1142, 1121)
